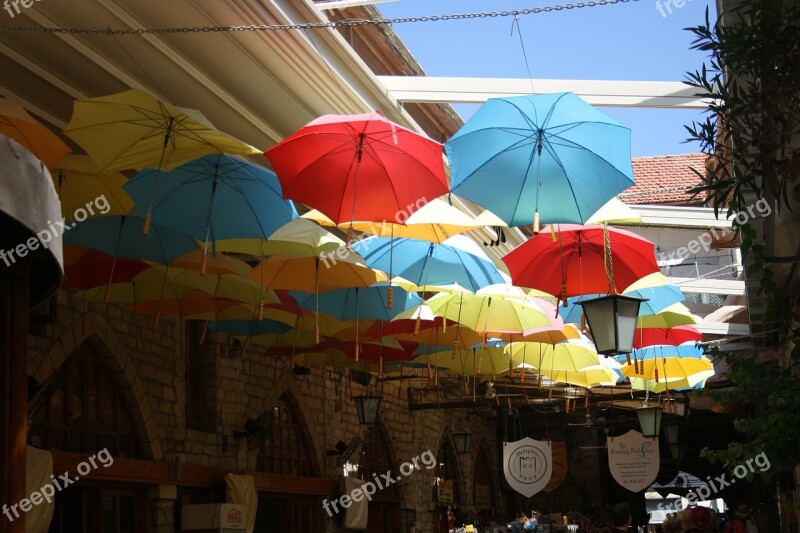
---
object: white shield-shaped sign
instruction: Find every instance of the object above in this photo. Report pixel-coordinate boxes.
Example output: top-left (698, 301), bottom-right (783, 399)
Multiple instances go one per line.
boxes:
top-left (607, 429), bottom-right (660, 492)
top-left (503, 438), bottom-right (552, 498)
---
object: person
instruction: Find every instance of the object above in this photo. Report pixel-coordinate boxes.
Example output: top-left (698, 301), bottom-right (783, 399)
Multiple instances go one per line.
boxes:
top-left (663, 506), bottom-right (716, 533)
top-left (723, 504), bottom-right (758, 533)
top-left (610, 502), bottom-right (632, 532)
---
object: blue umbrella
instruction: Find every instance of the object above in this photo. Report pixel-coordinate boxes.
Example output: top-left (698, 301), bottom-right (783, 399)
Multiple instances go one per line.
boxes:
top-left (445, 92), bottom-right (634, 228)
top-left (614, 343), bottom-right (704, 366)
top-left (351, 235), bottom-right (503, 292)
top-left (64, 215), bottom-right (198, 264)
top-left (124, 154), bottom-right (297, 271)
top-left (291, 284), bottom-right (422, 322)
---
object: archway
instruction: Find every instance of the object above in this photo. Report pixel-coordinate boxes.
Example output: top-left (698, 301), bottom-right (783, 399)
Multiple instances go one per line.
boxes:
top-left (359, 418), bottom-right (403, 533)
top-left (433, 432), bottom-right (466, 532)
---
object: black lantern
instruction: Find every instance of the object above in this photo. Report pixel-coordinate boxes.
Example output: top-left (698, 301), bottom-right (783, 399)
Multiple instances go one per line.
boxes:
top-left (452, 432), bottom-right (472, 453)
top-left (578, 294), bottom-right (646, 355)
top-left (354, 395), bottom-right (381, 425)
top-left (636, 406), bottom-right (663, 438)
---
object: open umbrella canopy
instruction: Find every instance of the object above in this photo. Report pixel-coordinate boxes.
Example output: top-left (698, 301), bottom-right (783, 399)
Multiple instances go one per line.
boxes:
top-left (213, 218), bottom-right (345, 258)
top-left (124, 154), bottom-right (297, 242)
top-left (169, 250), bottom-right (252, 276)
top-left (633, 326), bottom-right (703, 349)
top-left (503, 224), bottom-right (660, 299)
top-left (412, 345), bottom-right (511, 377)
top-left (302, 197), bottom-right (495, 243)
top-left (265, 111), bottom-right (448, 225)
top-left (64, 215), bottom-right (199, 264)
top-left (205, 319), bottom-right (293, 336)
top-left (352, 235), bottom-right (503, 292)
top-left (64, 88), bottom-right (260, 171)
top-left (246, 254), bottom-right (387, 293)
top-left (505, 340), bottom-right (602, 372)
top-left (620, 356), bottom-right (713, 383)
top-left (445, 92), bottom-right (634, 227)
top-left (422, 292), bottom-right (551, 334)
top-left (637, 303), bottom-right (699, 328)
top-left (292, 284), bottom-right (422, 321)
top-left (0, 97), bottom-right (71, 167)
top-left (62, 245), bottom-right (149, 289)
top-left (51, 155), bottom-right (134, 220)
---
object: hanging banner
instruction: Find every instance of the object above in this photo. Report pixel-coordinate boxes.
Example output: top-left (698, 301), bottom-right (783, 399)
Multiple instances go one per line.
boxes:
top-left (607, 429), bottom-right (660, 492)
top-left (543, 440), bottom-right (567, 492)
top-left (503, 438), bottom-right (552, 498)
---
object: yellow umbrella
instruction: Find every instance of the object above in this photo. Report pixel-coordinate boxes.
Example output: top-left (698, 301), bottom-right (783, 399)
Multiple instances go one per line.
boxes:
top-left (620, 356), bottom-right (713, 382)
top-left (537, 366), bottom-right (618, 388)
top-left (157, 267), bottom-right (278, 308)
top-left (302, 197), bottom-right (487, 243)
top-left (246, 255), bottom-right (386, 293)
top-left (628, 370), bottom-right (714, 393)
top-left (0, 97), bottom-right (70, 167)
top-left (623, 271), bottom-right (671, 292)
top-left (169, 250), bottom-right (252, 276)
top-left (636, 303), bottom-right (700, 328)
top-left (586, 197), bottom-right (642, 225)
top-left (213, 218), bottom-right (345, 257)
top-left (505, 340), bottom-right (602, 372)
top-left (64, 88), bottom-right (260, 172)
top-left (51, 155), bottom-right (134, 221)
top-left (422, 292), bottom-right (552, 334)
top-left (520, 325), bottom-right (581, 344)
top-left (412, 345), bottom-right (511, 377)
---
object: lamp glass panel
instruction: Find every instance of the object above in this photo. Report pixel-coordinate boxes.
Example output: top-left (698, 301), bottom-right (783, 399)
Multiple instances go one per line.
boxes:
top-left (637, 406), bottom-right (662, 437)
top-left (615, 297), bottom-right (642, 353)
top-left (581, 297), bottom-right (616, 354)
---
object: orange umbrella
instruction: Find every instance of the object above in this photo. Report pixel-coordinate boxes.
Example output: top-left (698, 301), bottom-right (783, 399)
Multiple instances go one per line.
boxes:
top-left (0, 98), bottom-right (70, 167)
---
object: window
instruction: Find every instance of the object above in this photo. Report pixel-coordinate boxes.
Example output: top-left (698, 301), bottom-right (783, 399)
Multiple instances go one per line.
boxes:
top-left (29, 341), bottom-right (140, 458)
top-left (258, 396), bottom-right (315, 476)
top-left (185, 320), bottom-right (216, 432)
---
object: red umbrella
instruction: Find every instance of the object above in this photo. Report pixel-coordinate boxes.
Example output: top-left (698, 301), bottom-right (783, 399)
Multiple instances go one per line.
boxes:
top-left (264, 112), bottom-right (448, 226)
top-left (502, 224), bottom-right (659, 300)
top-left (633, 325), bottom-right (702, 349)
top-left (63, 245), bottom-right (149, 289)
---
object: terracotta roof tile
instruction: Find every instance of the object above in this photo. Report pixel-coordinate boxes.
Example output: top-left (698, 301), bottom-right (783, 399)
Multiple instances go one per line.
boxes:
top-left (620, 153), bottom-right (708, 206)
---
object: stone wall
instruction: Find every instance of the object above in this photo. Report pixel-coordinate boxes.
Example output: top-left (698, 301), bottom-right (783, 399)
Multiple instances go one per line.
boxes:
top-left (26, 290), bottom-right (504, 533)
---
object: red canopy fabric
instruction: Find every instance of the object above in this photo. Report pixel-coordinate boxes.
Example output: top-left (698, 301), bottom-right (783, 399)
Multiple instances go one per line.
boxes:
top-left (633, 326), bottom-right (703, 349)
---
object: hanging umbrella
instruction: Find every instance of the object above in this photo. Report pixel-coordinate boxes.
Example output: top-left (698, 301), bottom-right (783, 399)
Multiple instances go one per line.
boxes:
top-left (64, 215), bottom-right (199, 264)
top-left (421, 292), bottom-right (551, 334)
top-left (352, 235), bottom-right (504, 293)
top-left (0, 98), bottom-right (71, 167)
top-left (620, 357), bottom-right (713, 383)
top-left (214, 218), bottom-right (345, 258)
top-left (205, 319), bottom-right (293, 336)
top-left (586, 197), bottom-right (643, 225)
top-left (292, 284), bottom-right (421, 322)
top-left (415, 345), bottom-right (511, 377)
top-left (633, 326), bottom-right (703, 349)
top-left (126, 292), bottom-right (246, 318)
top-left (64, 88), bottom-right (260, 172)
top-left (51, 155), bottom-right (134, 220)
top-left (246, 254), bottom-right (386, 294)
top-left (62, 245), bottom-right (149, 289)
top-left (124, 154), bottom-right (297, 271)
top-left (169, 250), bottom-right (252, 276)
top-left (264, 111), bottom-right (448, 228)
top-left (506, 341), bottom-right (602, 372)
top-left (301, 197), bottom-right (494, 244)
top-left (636, 303), bottom-right (700, 329)
top-left (503, 224), bottom-right (660, 300)
top-left (445, 92), bottom-right (634, 229)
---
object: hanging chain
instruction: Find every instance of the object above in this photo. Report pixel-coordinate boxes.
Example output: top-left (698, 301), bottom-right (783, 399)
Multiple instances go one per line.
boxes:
top-left (603, 223), bottom-right (617, 294)
top-left (0, 0), bottom-right (639, 35)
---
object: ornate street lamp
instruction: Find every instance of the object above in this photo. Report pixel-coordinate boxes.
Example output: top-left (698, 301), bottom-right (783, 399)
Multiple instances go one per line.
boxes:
top-left (452, 432), bottom-right (472, 454)
top-left (354, 395), bottom-right (381, 425)
top-left (636, 406), bottom-right (663, 438)
top-left (578, 294), bottom-right (647, 355)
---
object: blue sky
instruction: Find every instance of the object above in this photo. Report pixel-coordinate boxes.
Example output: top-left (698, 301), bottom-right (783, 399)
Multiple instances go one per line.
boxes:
top-left (377, 0), bottom-right (717, 157)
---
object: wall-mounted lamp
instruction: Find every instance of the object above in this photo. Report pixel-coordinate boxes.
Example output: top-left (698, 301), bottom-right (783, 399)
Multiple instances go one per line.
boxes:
top-left (452, 432), bottom-right (472, 454)
top-left (354, 395), bottom-right (381, 425)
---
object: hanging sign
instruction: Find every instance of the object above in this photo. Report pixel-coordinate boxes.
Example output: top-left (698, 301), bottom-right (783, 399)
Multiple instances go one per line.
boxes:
top-left (543, 440), bottom-right (568, 492)
top-left (607, 429), bottom-right (660, 492)
top-left (437, 479), bottom-right (454, 503)
top-left (503, 438), bottom-right (552, 498)
top-left (474, 484), bottom-right (491, 509)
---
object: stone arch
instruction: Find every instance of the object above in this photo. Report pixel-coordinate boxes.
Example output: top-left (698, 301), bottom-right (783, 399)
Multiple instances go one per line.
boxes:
top-left (472, 438), bottom-right (502, 511)
top-left (32, 311), bottom-right (163, 460)
top-left (250, 373), bottom-right (325, 477)
top-left (370, 413), bottom-right (408, 504)
top-left (434, 427), bottom-right (468, 507)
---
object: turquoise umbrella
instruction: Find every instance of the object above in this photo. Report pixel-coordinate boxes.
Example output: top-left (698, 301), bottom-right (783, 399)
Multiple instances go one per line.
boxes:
top-left (291, 284), bottom-right (422, 322)
top-left (445, 92), bottom-right (634, 229)
top-left (124, 154), bottom-right (297, 271)
top-left (351, 234), bottom-right (504, 292)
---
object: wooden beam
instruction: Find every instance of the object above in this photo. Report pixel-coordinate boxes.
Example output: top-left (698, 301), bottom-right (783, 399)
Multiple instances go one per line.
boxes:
top-left (51, 452), bottom-right (174, 485)
top-left (377, 76), bottom-right (712, 109)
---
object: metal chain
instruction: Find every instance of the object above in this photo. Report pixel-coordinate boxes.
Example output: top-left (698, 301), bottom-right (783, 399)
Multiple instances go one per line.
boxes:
top-left (0, 0), bottom-right (639, 35)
